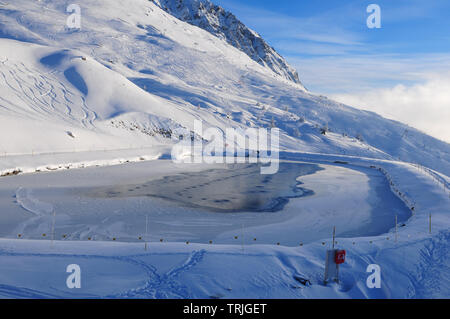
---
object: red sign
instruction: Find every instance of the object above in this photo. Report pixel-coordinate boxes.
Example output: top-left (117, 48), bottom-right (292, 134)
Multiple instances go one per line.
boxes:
top-left (335, 250), bottom-right (346, 264)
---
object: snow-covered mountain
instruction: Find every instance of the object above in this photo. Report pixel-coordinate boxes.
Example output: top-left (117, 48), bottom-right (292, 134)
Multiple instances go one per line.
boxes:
top-left (152, 0), bottom-right (303, 86)
top-left (0, 0), bottom-right (449, 176)
top-left (0, 0), bottom-right (449, 300)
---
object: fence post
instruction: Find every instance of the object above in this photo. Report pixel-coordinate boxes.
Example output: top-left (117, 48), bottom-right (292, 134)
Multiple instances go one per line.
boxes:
top-left (395, 215), bottom-right (398, 243)
top-left (145, 215), bottom-right (148, 251)
top-left (332, 226), bottom-right (336, 249)
top-left (51, 209), bottom-right (56, 246)
top-left (241, 223), bottom-right (245, 252)
top-left (429, 213), bottom-right (432, 234)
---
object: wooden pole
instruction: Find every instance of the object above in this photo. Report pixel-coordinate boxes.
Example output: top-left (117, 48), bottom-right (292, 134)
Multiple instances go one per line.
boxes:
top-left (51, 209), bottom-right (56, 246)
top-left (332, 226), bottom-right (336, 249)
top-left (429, 213), bottom-right (432, 234)
top-left (241, 223), bottom-right (244, 252)
top-left (145, 215), bottom-right (148, 251)
top-left (395, 215), bottom-right (398, 243)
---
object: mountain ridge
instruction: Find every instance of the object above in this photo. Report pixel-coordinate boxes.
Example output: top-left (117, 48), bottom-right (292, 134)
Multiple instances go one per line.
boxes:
top-left (152, 0), bottom-right (304, 86)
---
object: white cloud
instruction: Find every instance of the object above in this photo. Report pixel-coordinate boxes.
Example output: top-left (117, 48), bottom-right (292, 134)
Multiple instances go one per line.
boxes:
top-left (289, 54), bottom-right (450, 93)
top-left (330, 73), bottom-right (450, 143)
top-left (214, 0), bottom-right (363, 46)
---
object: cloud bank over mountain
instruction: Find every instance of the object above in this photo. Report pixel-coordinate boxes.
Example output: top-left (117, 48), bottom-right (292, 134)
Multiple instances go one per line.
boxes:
top-left (331, 73), bottom-right (450, 143)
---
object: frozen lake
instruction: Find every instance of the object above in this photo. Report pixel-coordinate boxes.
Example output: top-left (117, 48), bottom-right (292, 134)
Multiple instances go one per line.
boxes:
top-left (0, 160), bottom-right (412, 246)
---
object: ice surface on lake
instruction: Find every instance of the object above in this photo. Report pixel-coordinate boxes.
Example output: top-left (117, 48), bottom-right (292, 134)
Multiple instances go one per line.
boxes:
top-left (91, 163), bottom-right (320, 212)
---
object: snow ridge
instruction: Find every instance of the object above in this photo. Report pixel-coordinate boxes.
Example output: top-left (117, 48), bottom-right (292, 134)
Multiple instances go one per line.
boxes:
top-left (152, 0), bottom-right (303, 86)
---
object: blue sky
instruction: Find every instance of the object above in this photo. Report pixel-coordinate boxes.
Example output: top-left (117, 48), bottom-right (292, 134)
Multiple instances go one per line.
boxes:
top-left (213, 0), bottom-right (450, 142)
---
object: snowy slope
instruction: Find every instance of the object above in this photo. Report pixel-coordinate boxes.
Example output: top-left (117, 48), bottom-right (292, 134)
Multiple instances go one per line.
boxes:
top-left (0, 39), bottom-right (200, 155)
top-left (152, 0), bottom-right (304, 86)
top-left (0, 0), bottom-right (449, 177)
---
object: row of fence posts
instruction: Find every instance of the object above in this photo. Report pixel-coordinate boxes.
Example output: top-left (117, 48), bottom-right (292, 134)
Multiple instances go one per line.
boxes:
top-left (17, 211), bottom-right (434, 249)
top-left (0, 145), bottom-right (151, 158)
top-left (415, 162), bottom-right (449, 196)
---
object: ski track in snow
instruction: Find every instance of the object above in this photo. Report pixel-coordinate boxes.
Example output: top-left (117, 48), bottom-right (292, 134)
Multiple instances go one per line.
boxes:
top-left (0, 249), bottom-right (209, 299)
top-left (0, 248), bottom-right (329, 299)
top-left (0, 247), bottom-right (319, 299)
top-left (0, 61), bottom-right (96, 128)
top-left (114, 250), bottom-right (206, 299)
top-left (0, 284), bottom-right (62, 299)
top-left (409, 230), bottom-right (450, 298)
top-left (15, 187), bottom-right (53, 216)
